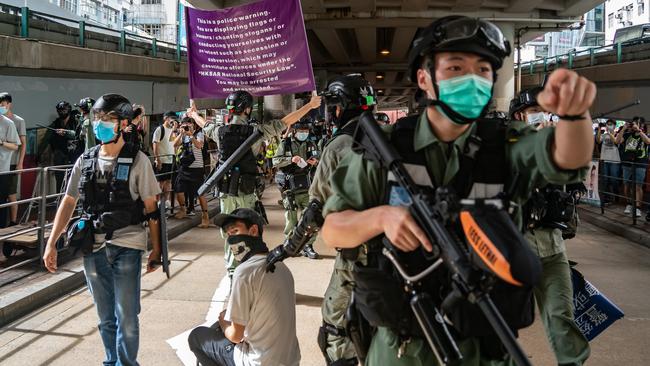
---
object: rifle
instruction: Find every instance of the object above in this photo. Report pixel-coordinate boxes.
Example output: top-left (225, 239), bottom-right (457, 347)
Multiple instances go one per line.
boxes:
top-left (353, 111), bottom-right (533, 366)
top-left (198, 129), bottom-right (263, 196)
top-left (594, 99), bottom-right (640, 119)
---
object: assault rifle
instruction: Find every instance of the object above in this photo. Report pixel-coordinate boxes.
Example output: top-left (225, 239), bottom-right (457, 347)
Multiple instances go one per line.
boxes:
top-left (198, 129), bottom-right (263, 196)
top-left (353, 111), bottom-right (532, 366)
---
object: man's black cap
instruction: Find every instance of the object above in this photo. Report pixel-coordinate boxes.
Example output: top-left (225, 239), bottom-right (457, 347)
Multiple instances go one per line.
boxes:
top-left (213, 208), bottom-right (264, 234)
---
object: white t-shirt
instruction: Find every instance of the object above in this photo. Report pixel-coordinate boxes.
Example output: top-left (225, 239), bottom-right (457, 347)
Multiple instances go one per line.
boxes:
top-left (600, 132), bottom-right (621, 163)
top-left (183, 131), bottom-right (204, 169)
top-left (7, 113), bottom-right (26, 165)
top-left (152, 125), bottom-right (174, 164)
top-left (226, 255), bottom-right (300, 366)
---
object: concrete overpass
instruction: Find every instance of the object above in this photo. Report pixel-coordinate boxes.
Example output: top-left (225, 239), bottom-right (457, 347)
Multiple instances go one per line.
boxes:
top-left (186, 0), bottom-right (602, 110)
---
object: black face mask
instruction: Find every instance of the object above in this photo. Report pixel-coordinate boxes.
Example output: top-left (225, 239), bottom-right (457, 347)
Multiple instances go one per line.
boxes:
top-left (57, 110), bottom-right (70, 118)
top-left (226, 234), bottom-right (268, 263)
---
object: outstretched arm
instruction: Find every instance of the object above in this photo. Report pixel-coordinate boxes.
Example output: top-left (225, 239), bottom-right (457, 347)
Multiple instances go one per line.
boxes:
top-left (281, 95), bottom-right (322, 128)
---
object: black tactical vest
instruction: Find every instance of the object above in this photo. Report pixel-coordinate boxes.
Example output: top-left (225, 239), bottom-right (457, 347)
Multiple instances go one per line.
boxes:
top-left (353, 115), bottom-right (535, 349)
top-left (78, 143), bottom-right (144, 237)
top-left (279, 138), bottom-right (319, 175)
top-left (217, 123), bottom-right (258, 195)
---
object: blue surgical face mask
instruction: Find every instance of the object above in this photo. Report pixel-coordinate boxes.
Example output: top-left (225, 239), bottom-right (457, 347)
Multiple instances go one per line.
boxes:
top-left (0, 106), bottom-right (7, 115)
top-left (332, 127), bottom-right (339, 134)
top-left (526, 112), bottom-right (545, 125)
top-left (93, 120), bottom-right (118, 144)
top-left (296, 132), bottom-right (309, 142)
top-left (436, 74), bottom-right (493, 123)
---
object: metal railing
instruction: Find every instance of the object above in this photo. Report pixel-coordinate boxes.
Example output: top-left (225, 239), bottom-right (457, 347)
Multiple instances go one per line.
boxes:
top-left (1, 4), bottom-right (187, 62)
top-left (516, 38), bottom-right (650, 74)
top-left (584, 158), bottom-right (650, 227)
top-left (0, 165), bottom-right (75, 274)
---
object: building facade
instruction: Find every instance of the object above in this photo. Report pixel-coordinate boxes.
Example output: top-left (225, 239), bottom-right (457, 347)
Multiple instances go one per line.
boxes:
top-left (604, 0), bottom-right (650, 43)
top-left (129, 0), bottom-right (179, 44)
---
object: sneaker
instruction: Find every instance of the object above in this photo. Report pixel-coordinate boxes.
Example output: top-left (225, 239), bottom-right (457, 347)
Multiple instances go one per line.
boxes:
top-left (624, 205), bottom-right (632, 215)
top-left (634, 209), bottom-right (642, 218)
top-left (646, 212), bottom-right (650, 222)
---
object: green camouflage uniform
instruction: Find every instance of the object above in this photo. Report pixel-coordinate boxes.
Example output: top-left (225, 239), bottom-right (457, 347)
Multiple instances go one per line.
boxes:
top-left (323, 112), bottom-right (587, 365)
top-left (203, 115), bottom-right (286, 274)
top-left (272, 137), bottom-right (320, 238)
top-left (310, 119), bottom-right (361, 363)
top-left (525, 227), bottom-right (590, 365)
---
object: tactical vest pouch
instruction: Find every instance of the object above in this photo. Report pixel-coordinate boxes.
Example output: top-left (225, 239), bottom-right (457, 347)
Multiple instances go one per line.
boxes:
top-left (238, 174), bottom-right (256, 195)
top-left (227, 170), bottom-right (241, 195)
top-left (287, 173), bottom-right (310, 192)
top-left (352, 254), bottom-right (421, 337)
top-left (542, 189), bottom-right (574, 224)
top-left (340, 247), bottom-right (359, 261)
top-left (66, 218), bottom-right (95, 255)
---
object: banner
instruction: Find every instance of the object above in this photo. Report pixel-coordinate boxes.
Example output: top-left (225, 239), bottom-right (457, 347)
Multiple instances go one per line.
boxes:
top-left (184, 0), bottom-right (316, 99)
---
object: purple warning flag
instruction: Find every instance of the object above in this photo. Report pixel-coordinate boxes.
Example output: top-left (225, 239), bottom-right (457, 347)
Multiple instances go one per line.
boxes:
top-left (185, 0), bottom-right (316, 99)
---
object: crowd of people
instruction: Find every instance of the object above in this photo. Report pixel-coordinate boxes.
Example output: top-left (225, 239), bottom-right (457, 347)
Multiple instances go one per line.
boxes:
top-left (0, 13), bottom-right (634, 366)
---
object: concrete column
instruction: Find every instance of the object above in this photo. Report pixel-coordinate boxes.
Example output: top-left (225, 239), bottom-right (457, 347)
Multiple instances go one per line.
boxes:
top-left (263, 95), bottom-right (283, 114)
top-left (493, 22), bottom-right (515, 112)
top-left (282, 94), bottom-right (297, 112)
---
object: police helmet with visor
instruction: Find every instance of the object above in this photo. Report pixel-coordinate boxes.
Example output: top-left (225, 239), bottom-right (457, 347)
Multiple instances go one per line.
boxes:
top-left (322, 73), bottom-right (376, 126)
top-left (226, 90), bottom-right (254, 115)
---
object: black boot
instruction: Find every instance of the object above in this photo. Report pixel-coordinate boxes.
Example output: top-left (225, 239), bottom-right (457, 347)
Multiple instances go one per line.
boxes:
top-left (303, 245), bottom-right (319, 259)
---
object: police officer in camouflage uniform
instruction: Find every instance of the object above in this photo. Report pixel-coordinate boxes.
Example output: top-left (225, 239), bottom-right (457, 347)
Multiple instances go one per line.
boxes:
top-left (312, 74), bottom-right (377, 366)
top-left (273, 117), bottom-right (320, 259)
top-left (190, 90), bottom-right (322, 275)
top-left (321, 16), bottom-right (597, 366)
top-left (511, 88), bottom-right (591, 366)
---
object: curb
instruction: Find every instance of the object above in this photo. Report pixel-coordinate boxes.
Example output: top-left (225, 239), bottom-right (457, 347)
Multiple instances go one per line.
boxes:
top-left (578, 207), bottom-right (650, 249)
top-left (0, 203), bottom-right (221, 328)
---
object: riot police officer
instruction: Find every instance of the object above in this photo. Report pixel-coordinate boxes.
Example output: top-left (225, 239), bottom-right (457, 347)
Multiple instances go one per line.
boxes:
top-left (312, 74), bottom-right (377, 366)
top-left (321, 16), bottom-right (596, 365)
top-left (45, 101), bottom-right (80, 190)
top-left (190, 90), bottom-right (322, 275)
top-left (273, 117), bottom-right (320, 259)
top-left (76, 97), bottom-right (96, 151)
top-left (43, 94), bottom-right (163, 365)
top-left (511, 88), bottom-right (591, 366)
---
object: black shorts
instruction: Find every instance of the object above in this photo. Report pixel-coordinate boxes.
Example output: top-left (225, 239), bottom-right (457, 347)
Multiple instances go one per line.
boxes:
top-left (156, 163), bottom-right (173, 182)
top-left (7, 165), bottom-right (18, 196)
top-left (175, 167), bottom-right (204, 194)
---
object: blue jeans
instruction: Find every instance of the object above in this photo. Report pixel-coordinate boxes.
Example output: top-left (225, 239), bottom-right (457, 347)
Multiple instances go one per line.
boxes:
top-left (601, 162), bottom-right (621, 201)
top-left (83, 244), bottom-right (143, 366)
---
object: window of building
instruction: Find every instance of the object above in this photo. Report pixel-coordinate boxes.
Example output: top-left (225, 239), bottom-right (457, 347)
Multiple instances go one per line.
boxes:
top-left (141, 0), bottom-right (162, 4)
top-left (639, 0), bottom-right (646, 15)
top-left (608, 13), bottom-right (614, 28)
top-left (141, 24), bottom-right (162, 38)
top-left (60, 0), bottom-right (78, 12)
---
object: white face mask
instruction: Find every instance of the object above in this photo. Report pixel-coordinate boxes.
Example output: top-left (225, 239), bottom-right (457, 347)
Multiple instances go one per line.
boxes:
top-left (296, 132), bottom-right (309, 142)
top-left (526, 112), bottom-right (545, 125)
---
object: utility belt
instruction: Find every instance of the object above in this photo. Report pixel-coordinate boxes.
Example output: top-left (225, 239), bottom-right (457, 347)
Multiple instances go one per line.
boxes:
top-left (218, 169), bottom-right (257, 195)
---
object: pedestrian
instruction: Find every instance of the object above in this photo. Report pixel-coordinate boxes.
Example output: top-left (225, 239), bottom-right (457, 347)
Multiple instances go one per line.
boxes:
top-left (273, 117), bottom-right (320, 259)
top-left (0, 92), bottom-right (26, 227)
top-left (511, 88), bottom-right (591, 366)
top-left (189, 91), bottom-right (322, 276)
top-left (321, 16), bottom-right (596, 365)
top-left (188, 208), bottom-right (300, 366)
top-left (0, 110), bottom-right (20, 231)
top-left (596, 119), bottom-right (621, 204)
top-left (42, 94), bottom-right (163, 366)
top-left (615, 116), bottom-right (650, 217)
top-left (152, 111), bottom-right (177, 206)
top-left (173, 116), bottom-right (211, 228)
top-left (122, 104), bottom-right (146, 152)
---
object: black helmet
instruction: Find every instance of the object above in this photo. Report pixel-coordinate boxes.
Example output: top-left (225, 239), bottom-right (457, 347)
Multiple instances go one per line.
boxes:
top-left (225, 90), bottom-right (254, 115)
top-left (76, 97), bottom-right (96, 114)
top-left (408, 16), bottom-right (511, 82)
top-left (323, 74), bottom-right (377, 111)
top-left (92, 94), bottom-right (133, 121)
top-left (56, 101), bottom-right (72, 117)
top-left (509, 87), bottom-right (542, 118)
top-left (293, 116), bottom-right (313, 130)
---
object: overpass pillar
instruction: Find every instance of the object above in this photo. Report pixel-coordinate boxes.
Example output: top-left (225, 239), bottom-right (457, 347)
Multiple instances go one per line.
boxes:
top-left (263, 95), bottom-right (283, 114)
top-left (493, 22), bottom-right (515, 112)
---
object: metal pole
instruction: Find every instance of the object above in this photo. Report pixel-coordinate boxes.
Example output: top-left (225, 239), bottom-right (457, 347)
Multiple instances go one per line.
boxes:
top-left (176, 0), bottom-right (182, 62)
top-left (589, 48), bottom-right (595, 66)
top-left (20, 6), bottom-right (29, 38)
top-left (119, 30), bottom-right (126, 52)
top-left (616, 42), bottom-right (622, 63)
top-left (632, 166), bottom-right (637, 225)
top-left (152, 38), bottom-right (157, 57)
top-left (38, 168), bottom-right (48, 269)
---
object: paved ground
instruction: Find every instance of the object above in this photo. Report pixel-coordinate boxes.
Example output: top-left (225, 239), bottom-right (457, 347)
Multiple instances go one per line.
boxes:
top-left (0, 187), bottom-right (648, 365)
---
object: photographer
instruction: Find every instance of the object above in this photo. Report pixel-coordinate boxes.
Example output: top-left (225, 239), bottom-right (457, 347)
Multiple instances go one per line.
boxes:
top-left (173, 117), bottom-right (211, 227)
top-left (596, 119), bottom-right (621, 204)
top-left (615, 116), bottom-right (650, 217)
